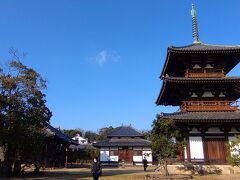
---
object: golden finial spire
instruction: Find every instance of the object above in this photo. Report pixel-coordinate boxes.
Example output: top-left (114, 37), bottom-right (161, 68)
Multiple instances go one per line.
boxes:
top-left (191, 3), bottom-right (201, 44)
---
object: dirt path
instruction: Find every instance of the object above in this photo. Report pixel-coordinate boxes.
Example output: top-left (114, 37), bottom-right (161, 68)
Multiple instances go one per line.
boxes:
top-left (7, 166), bottom-right (240, 180)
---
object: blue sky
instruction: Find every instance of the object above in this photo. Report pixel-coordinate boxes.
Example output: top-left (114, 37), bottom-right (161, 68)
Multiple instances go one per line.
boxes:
top-left (0, 0), bottom-right (240, 131)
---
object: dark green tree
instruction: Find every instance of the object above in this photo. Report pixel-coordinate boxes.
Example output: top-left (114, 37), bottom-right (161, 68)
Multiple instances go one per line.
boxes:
top-left (141, 130), bottom-right (151, 140)
top-left (150, 115), bottom-right (184, 176)
top-left (63, 128), bottom-right (84, 138)
top-left (68, 147), bottom-right (99, 164)
top-left (227, 135), bottom-right (240, 167)
top-left (98, 126), bottom-right (114, 140)
top-left (84, 131), bottom-right (99, 143)
top-left (0, 50), bottom-right (52, 176)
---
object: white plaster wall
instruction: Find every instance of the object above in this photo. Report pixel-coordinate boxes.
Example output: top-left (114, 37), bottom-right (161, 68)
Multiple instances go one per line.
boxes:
top-left (100, 150), bottom-right (109, 161)
top-left (189, 136), bottom-right (204, 161)
top-left (133, 156), bottom-right (142, 162)
top-left (72, 135), bottom-right (88, 144)
top-left (143, 150), bottom-right (152, 162)
top-left (109, 156), bottom-right (118, 162)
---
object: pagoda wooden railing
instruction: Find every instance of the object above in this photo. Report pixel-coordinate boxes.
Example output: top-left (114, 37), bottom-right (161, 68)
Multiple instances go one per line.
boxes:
top-left (181, 101), bottom-right (238, 112)
top-left (185, 69), bottom-right (225, 78)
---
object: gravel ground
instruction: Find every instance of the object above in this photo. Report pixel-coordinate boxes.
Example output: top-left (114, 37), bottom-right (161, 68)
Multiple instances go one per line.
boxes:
top-left (5, 166), bottom-right (240, 180)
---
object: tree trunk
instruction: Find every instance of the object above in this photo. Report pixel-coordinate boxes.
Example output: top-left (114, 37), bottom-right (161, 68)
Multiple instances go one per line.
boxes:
top-left (164, 160), bottom-right (169, 176)
top-left (13, 148), bottom-right (21, 176)
top-left (34, 164), bottom-right (40, 174)
top-left (13, 160), bottom-right (21, 176)
top-left (2, 161), bottom-right (11, 177)
top-left (2, 147), bottom-right (12, 177)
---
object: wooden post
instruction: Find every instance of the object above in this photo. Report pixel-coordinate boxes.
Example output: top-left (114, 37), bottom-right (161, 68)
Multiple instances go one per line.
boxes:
top-left (65, 147), bottom-right (68, 168)
top-left (186, 136), bottom-right (191, 162)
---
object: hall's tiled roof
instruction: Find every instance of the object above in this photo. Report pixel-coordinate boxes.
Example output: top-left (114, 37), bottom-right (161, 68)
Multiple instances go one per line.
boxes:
top-left (94, 125), bottom-right (150, 147)
top-left (161, 111), bottom-right (240, 123)
top-left (45, 124), bottom-right (78, 145)
top-left (94, 138), bottom-right (151, 147)
top-left (108, 126), bottom-right (144, 137)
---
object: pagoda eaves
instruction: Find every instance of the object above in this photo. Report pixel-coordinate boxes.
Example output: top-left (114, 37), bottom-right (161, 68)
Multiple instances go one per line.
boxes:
top-left (161, 43), bottom-right (240, 78)
top-left (160, 111), bottom-right (240, 123)
top-left (156, 76), bottom-right (240, 106)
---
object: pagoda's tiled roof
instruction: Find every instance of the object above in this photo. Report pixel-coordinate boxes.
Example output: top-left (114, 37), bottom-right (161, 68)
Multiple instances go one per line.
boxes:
top-left (163, 76), bottom-right (240, 83)
top-left (160, 43), bottom-right (240, 78)
top-left (108, 126), bottom-right (144, 138)
top-left (161, 111), bottom-right (240, 123)
top-left (45, 124), bottom-right (78, 145)
top-left (156, 76), bottom-right (240, 106)
top-left (168, 43), bottom-right (240, 53)
top-left (94, 138), bottom-right (151, 147)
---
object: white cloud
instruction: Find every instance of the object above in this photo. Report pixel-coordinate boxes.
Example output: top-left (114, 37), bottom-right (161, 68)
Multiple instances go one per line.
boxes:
top-left (96, 50), bottom-right (108, 65)
top-left (95, 50), bottom-right (120, 66)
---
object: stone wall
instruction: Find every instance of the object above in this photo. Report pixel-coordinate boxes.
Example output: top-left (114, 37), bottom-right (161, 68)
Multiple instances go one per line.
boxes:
top-left (167, 164), bottom-right (240, 175)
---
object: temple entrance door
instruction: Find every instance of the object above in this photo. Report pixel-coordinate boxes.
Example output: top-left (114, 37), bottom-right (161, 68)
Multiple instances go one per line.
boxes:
top-left (119, 147), bottom-right (133, 162)
top-left (204, 138), bottom-right (226, 163)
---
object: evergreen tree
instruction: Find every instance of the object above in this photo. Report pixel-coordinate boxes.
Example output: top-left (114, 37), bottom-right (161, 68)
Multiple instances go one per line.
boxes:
top-left (63, 128), bottom-right (84, 138)
top-left (150, 115), bottom-right (184, 176)
top-left (98, 126), bottom-right (114, 140)
top-left (227, 135), bottom-right (240, 167)
top-left (0, 51), bottom-right (52, 176)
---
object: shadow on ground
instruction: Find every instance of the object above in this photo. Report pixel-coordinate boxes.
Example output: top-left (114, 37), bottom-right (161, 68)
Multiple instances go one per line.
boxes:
top-left (9, 167), bottom-right (149, 180)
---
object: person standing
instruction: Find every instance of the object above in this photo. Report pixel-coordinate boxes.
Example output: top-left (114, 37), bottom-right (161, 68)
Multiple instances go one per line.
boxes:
top-left (91, 157), bottom-right (102, 180)
top-left (142, 156), bottom-right (148, 171)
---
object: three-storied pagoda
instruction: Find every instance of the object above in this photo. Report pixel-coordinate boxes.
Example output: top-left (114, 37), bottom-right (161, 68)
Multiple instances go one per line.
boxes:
top-left (156, 5), bottom-right (240, 163)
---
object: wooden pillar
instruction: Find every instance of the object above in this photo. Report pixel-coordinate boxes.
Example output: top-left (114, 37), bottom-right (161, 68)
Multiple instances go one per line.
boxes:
top-left (198, 126), bottom-right (207, 164)
top-left (186, 136), bottom-right (191, 162)
top-left (175, 136), bottom-right (185, 162)
top-left (182, 126), bottom-right (191, 162)
top-left (185, 126), bottom-right (192, 162)
top-left (108, 147), bottom-right (110, 165)
top-left (201, 129), bottom-right (207, 164)
top-left (221, 125), bottom-right (231, 163)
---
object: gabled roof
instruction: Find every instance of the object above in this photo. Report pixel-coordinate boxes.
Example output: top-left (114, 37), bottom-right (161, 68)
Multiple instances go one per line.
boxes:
top-left (45, 124), bottom-right (78, 145)
top-left (160, 43), bottom-right (240, 78)
top-left (160, 111), bottom-right (240, 123)
top-left (94, 138), bottom-right (151, 147)
top-left (108, 126), bottom-right (144, 138)
top-left (94, 126), bottom-right (150, 147)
